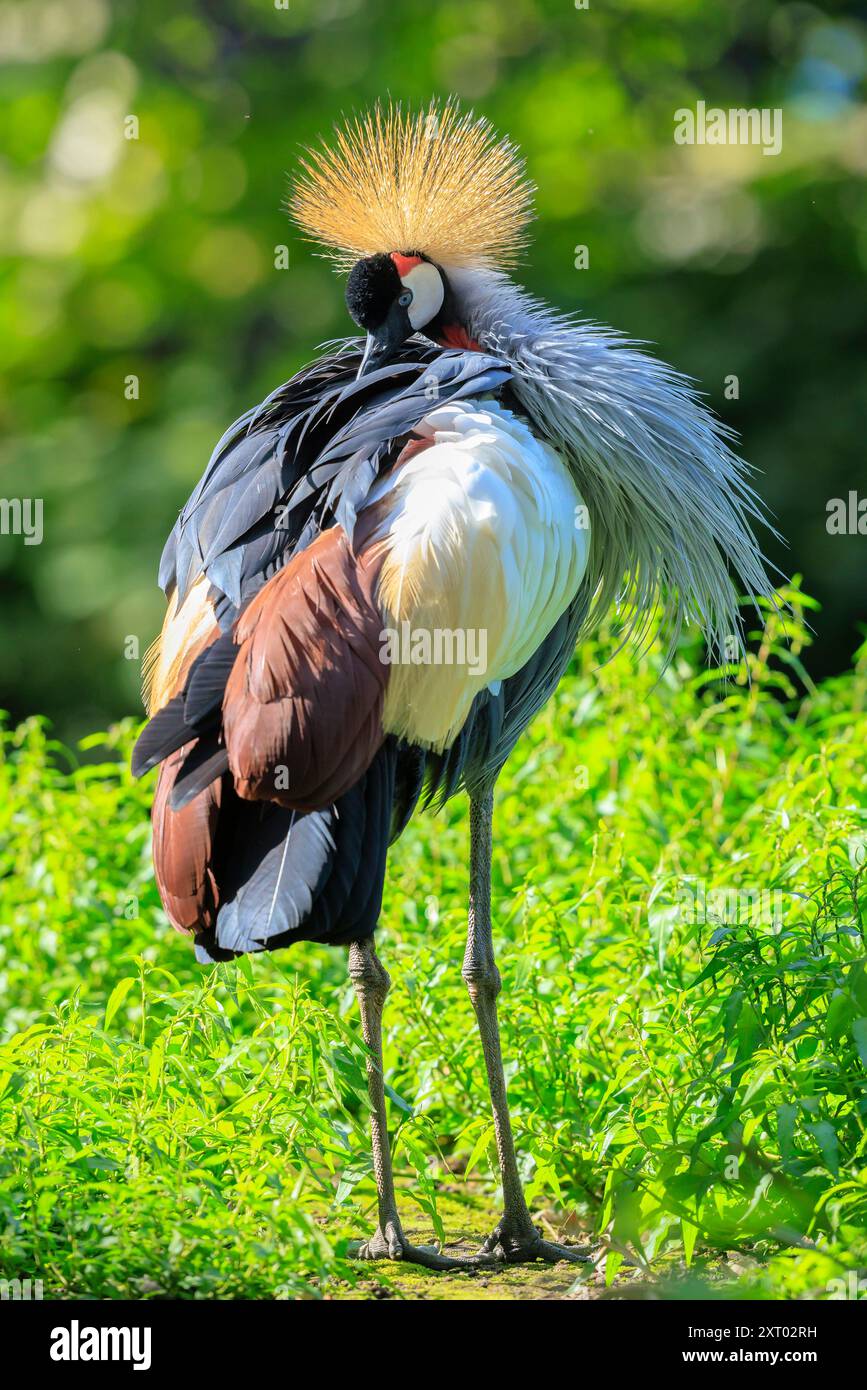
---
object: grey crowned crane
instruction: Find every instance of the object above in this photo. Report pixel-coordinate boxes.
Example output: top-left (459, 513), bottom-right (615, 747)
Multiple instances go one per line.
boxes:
top-left (133, 101), bottom-right (777, 1269)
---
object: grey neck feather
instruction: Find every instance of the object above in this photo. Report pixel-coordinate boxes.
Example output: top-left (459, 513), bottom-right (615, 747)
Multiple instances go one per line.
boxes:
top-left (446, 266), bottom-right (779, 664)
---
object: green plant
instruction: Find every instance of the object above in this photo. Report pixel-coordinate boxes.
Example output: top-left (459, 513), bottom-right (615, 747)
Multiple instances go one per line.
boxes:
top-left (1, 587), bottom-right (865, 1299)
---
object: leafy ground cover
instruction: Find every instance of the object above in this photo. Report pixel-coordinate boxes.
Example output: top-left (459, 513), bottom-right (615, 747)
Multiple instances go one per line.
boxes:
top-left (1, 588), bottom-right (865, 1300)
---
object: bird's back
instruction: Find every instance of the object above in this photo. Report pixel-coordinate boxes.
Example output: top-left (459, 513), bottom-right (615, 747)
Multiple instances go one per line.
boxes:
top-left (135, 338), bottom-right (591, 961)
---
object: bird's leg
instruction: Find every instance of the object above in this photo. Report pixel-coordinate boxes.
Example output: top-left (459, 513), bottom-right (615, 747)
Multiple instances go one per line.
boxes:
top-left (464, 791), bottom-right (589, 1265)
top-left (348, 936), bottom-right (493, 1270)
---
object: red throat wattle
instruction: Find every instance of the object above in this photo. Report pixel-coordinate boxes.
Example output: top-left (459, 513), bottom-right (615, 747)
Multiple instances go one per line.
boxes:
top-left (436, 322), bottom-right (483, 352)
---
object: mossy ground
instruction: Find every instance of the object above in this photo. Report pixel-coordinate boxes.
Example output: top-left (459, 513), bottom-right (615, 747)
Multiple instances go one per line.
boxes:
top-left (333, 1188), bottom-right (596, 1301)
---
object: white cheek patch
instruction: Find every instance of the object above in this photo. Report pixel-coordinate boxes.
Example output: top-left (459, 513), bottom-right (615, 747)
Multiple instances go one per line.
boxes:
top-left (402, 262), bottom-right (445, 330)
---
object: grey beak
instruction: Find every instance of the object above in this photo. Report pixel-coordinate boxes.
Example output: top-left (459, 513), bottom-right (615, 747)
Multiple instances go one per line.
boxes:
top-left (357, 334), bottom-right (377, 379)
top-left (356, 303), bottom-right (413, 379)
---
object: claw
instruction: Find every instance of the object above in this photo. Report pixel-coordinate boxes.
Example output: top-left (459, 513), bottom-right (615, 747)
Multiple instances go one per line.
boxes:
top-left (352, 1223), bottom-right (497, 1271)
top-left (353, 1218), bottom-right (592, 1271)
top-left (478, 1220), bottom-right (593, 1265)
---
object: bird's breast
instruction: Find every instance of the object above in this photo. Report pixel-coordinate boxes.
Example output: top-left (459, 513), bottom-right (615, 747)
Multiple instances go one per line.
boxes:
top-left (359, 398), bottom-right (591, 751)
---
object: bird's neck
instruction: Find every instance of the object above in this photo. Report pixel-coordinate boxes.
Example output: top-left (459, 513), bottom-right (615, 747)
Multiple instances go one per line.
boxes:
top-left (426, 266), bottom-right (554, 357)
top-left (432, 321), bottom-right (483, 352)
top-left (422, 271), bottom-right (483, 352)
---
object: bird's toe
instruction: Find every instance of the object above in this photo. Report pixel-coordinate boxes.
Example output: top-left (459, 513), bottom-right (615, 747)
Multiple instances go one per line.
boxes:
top-left (478, 1220), bottom-right (594, 1265)
top-left (352, 1223), bottom-right (497, 1271)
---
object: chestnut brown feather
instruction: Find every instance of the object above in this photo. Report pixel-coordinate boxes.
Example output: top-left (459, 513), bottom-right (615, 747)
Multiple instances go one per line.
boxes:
top-left (223, 524), bottom-right (388, 812)
top-left (152, 743), bottom-right (222, 935)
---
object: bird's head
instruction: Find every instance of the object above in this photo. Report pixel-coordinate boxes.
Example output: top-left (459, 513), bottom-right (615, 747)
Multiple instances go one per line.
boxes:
top-left (345, 251), bottom-right (454, 375)
top-left (290, 99), bottom-right (535, 375)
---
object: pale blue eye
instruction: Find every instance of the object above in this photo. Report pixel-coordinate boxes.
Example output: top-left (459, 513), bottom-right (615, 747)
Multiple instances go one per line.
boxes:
top-left (398, 290), bottom-right (413, 307)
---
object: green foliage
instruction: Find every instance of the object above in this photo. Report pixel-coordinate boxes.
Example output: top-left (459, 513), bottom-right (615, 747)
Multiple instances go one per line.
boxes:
top-left (1, 590), bottom-right (865, 1298)
top-left (1, 0), bottom-right (865, 735)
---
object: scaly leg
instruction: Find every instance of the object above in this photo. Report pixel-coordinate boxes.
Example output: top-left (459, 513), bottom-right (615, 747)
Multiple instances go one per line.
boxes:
top-left (348, 936), bottom-right (493, 1270)
top-left (464, 791), bottom-right (588, 1264)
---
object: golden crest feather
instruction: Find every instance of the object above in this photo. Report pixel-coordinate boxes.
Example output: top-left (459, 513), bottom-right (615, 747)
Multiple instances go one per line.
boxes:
top-left (290, 99), bottom-right (535, 271)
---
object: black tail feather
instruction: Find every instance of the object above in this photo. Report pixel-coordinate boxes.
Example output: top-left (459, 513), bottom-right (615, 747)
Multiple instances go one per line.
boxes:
top-left (132, 632), bottom-right (236, 780)
top-left (170, 736), bottom-right (230, 810)
top-left (191, 741), bottom-right (398, 962)
top-left (131, 695), bottom-right (189, 778)
top-left (184, 631), bottom-right (237, 726)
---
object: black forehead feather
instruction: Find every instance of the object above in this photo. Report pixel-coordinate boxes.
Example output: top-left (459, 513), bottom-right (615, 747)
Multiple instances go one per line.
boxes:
top-left (345, 254), bottom-right (402, 330)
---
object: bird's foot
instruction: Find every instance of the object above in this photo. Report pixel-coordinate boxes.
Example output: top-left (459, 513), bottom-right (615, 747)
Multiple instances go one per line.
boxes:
top-left (479, 1217), bottom-right (593, 1265)
top-left (352, 1219), bottom-right (496, 1272)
